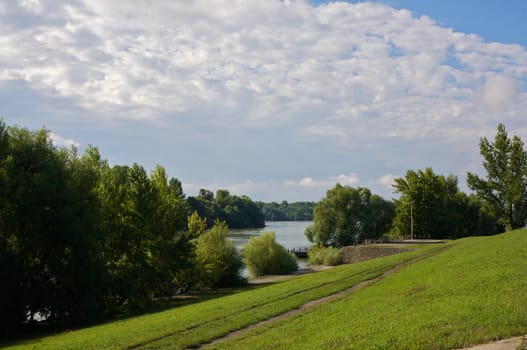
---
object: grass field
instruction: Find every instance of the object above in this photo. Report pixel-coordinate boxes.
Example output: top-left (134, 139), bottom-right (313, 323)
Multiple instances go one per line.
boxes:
top-left (210, 229), bottom-right (527, 349)
top-left (4, 230), bottom-right (526, 349)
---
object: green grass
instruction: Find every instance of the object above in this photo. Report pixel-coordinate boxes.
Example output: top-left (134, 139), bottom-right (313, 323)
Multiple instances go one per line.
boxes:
top-left (210, 229), bottom-right (527, 349)
top-left (2, 244), bottom-right (442, 350)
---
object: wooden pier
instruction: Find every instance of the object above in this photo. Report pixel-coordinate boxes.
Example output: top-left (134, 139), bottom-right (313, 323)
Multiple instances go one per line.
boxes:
top-left (288, 247), bottom-right (309, 259)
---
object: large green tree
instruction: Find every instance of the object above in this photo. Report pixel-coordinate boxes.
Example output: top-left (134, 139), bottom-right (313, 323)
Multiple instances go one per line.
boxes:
top-left (305, 184), bottom-right (394, 247)
top-left (392, 167), bottom-right (498, 239)
top-left (0, 124), bottom-right (108, 334)
top-left (97, 163), bottom-right (192, 307)
top-left (467, 124), bottom-right (527, 231)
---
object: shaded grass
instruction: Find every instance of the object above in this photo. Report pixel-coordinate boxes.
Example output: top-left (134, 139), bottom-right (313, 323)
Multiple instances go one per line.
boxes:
top-left (210, 229), bottom-right (527, 350)
top-left (2, 244), bottom-right (442, 350)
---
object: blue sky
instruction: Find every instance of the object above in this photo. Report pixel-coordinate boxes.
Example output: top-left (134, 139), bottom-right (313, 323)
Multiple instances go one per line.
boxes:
top-left (318, 0), bottom-right (527, 47)
top-left (1, 0), bottom-right (526, 202)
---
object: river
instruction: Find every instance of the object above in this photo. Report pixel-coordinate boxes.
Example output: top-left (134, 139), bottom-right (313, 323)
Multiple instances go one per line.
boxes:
top-left (228, 221), bottom-right (313, 277)
top-left (228, 221), bottom-right (313, 250)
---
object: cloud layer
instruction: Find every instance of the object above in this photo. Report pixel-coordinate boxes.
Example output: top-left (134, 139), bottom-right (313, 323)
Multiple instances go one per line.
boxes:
top-left (1, 0), bottom-right (526, 200)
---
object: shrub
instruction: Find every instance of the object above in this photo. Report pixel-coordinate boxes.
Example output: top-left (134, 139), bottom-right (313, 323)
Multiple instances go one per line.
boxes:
top-left (308, 245), bottom-right (343, 266)
top-left (242, 232), bottom-right (298, 277)
top-left (194, 220), bottom-right (245, 287)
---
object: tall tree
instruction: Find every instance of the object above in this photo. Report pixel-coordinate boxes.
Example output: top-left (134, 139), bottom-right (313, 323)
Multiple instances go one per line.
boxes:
top-left (467, 124), bottom-right (527, 231)
top-left (393, 168), bottom-right (458, 239)
top-left (0, 125), bottom-right (108, 333)
top-left (393, 167), bottom-right (498, 239)
top-left (305, 184), bottom-right (394, 246)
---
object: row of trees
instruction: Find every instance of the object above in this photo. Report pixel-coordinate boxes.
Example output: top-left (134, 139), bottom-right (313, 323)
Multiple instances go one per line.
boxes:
top-left (306, 124), bottom-right (527, 246)
top-left (257, 201), bottom-right (315, 221)
top-left (391, 168), bottom-right (498, 239)
top-left (187, 189), bottom-right (265, 229)
top-left (0, 120), bottom-right (268, 336)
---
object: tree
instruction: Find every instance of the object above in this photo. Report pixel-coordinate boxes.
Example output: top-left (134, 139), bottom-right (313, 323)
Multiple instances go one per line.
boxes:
top-left (97, 163), bottom-right (192, 307)
top-left (0, 125), bottom-right (108, 333)
top-left (187, 189), bottom-right (265, 229)
top-left (392, 168), bottom-right (456, 239)
top-left (392, 167), bottom-right (497, 239)
top-left (242, 232), bottom-right (298, 277)
top-left (257, 201), bottom-right (315, 221)
top-left (305, 184), bottom-right (394, 247)
top-left (187, 211), bottom-right (208, 238)
top-left (467, 124), bottom-right (527, 231)
top-left (194, 220), bottom-right (244, 287)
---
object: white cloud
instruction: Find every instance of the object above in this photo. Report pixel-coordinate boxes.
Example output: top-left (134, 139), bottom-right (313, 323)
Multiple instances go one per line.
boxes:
top-left (479, 75), bottom-right (523, 108)
top-left (1, 0), bottom-right (525, 139)
top-left (377, 174), bottom-right (397, 189)
top-left (285, 173), bottom-right (359, 188)
top-left (49, 133), bottom-right (80, 148)
top-left (18, 0), bottom-right (43, 14)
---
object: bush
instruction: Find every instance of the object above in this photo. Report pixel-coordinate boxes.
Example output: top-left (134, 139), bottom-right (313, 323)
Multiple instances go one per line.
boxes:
top-left (242, 232), bottom-right (298, 277)
top-left (194, 220), bottom-right (245, 287)
top-left (308, 245), bottom-right (343, 266)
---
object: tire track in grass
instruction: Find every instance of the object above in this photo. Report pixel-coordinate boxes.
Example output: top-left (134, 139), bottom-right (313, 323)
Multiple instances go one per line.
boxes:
top-left (196, 244), bottom-right (452, 349)
top-left (127, 266), bottom-right (387, 350)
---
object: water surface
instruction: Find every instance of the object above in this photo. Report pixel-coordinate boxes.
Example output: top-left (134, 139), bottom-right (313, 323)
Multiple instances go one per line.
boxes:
top-left (229, 221), bottom-right (313, 250)
top-left (229, 221), bottom-right (313, 277)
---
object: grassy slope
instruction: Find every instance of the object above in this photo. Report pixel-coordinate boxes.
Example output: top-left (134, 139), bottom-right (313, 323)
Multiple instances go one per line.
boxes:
top-left (3, 244), bottom-right (441, 350)
top-left (211, 229), bottom-right (527, 350)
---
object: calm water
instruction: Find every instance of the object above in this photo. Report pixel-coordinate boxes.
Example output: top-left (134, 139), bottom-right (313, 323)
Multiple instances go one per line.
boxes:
top-left (229, 221), bottom-right (313, 277)
top-left (228, 221), bottom-right (313, 250)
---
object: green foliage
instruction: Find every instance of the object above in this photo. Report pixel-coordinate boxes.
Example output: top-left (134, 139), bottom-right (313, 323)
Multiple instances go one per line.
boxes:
top-left (0, 120), bottom-right (228, 333)
top-left (306, 184), bottom-right (394, 247)
top-left (194, 220), bottom-right (245, 287)
top-left (242, 232), bottom-right (298, 277)
top-left (307, 245), bottom-right (343, 266)
top-left (257, 201), bottom-right (315, 221)
top-left (392, 167), bottom-right (499, 239)
top-left (187, 211), bottom-right (208, 238)
top-left (467, 123), bottom-right (527, 231)
top-left (98, 161), bottom-right (196, 307)
top-left (187, 189), bottom-right (265, 229)
top-left (0, 123), bottom-right (109, 334)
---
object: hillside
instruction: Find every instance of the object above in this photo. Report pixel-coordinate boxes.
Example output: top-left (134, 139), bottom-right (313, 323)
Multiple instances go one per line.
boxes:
top-left (3, 230), bottom-right (526, 349)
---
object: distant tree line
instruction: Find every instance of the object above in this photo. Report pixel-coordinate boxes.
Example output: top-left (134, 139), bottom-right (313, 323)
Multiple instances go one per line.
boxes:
top-left (188, 189), bottom-right (265, 229)
top-left (0, 120), bottom-right (270, 336)
top-left (256, 201), bottom-right (315, 221)
top-left (306, 124), bottom-right (527, 246)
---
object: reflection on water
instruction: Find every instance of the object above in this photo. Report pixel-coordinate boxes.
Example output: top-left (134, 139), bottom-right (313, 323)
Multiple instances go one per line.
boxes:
top-left (228, 221), bottom-right (313, 250)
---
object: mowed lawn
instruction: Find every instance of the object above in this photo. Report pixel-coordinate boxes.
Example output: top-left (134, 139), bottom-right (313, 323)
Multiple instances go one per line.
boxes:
top-left (210, 229), bottom-right (527, 350)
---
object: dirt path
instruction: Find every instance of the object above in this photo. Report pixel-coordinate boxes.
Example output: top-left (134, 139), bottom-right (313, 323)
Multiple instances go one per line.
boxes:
top-left (197, 253), bottom-right (436, 349)
top-left (457, 335), bottom-right (525, 350)
top-left (248, 265), bottom-right (334, 284)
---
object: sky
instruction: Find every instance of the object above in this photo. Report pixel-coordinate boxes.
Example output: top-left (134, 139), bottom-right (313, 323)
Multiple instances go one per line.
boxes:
top-left (1, 0), bottom-right (526, 202)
